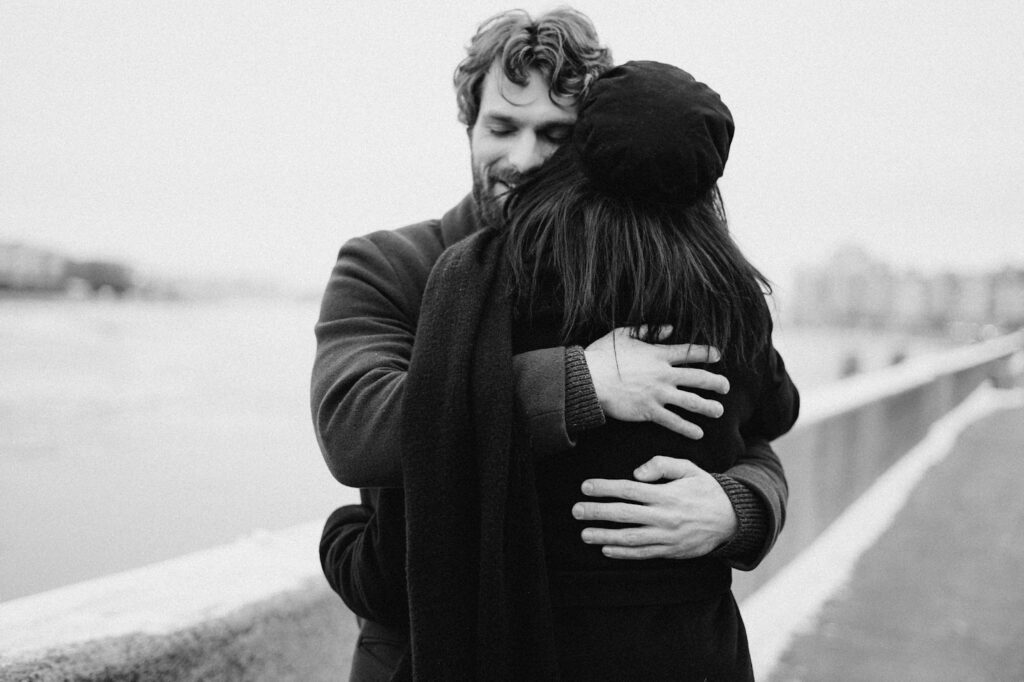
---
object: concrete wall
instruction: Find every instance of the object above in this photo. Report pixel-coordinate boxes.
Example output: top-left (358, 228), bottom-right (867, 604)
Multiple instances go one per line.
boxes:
top-left (0, 525), bottom-right (358, 681)
top-left (2, 332), bottom-right (1021, 680)
top-left (732, 330), bottom-right (1024, 601)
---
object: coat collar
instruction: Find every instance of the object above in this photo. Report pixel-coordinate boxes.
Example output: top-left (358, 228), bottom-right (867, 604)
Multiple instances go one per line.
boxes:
top-left (438, 193), bottom-right (485, 248)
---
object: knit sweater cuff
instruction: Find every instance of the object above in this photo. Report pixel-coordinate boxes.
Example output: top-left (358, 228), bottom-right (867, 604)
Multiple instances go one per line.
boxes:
top-left (564, 346), bottom-right (606, 434)
top-left (709, 474), bottom-right (768, 561)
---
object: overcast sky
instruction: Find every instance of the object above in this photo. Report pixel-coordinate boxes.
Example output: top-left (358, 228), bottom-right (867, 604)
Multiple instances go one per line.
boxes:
top-left (2, 1), bottom-right (1022, 294)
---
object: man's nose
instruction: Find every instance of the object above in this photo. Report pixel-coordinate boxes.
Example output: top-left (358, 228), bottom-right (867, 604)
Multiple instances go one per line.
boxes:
top-left (506, 131), bottom-right (547, 175)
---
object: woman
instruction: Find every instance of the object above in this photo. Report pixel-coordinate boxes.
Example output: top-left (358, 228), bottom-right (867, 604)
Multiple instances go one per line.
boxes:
top-left (497, 60), bottom-right (799, 679)
top-left (326, 61), bottom-right (798, 681)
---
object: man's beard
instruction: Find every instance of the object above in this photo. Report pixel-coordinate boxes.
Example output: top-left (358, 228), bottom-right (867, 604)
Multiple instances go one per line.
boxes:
top-left (472, 171), bottom-right (503, 230)
top-left (471, 166), bottom-right (525, 230)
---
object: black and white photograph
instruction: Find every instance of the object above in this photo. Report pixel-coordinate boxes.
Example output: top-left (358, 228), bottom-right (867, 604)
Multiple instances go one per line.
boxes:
top-left (2, 2), bottom-right (1023, 680)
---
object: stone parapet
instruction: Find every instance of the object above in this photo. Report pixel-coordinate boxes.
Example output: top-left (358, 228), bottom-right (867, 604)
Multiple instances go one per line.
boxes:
top-left (2, 331), bottom-right (1021, 680)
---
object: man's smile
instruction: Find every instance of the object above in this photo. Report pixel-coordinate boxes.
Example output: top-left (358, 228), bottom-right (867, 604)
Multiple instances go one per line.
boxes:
top-left (491, 178), bottom-right (516, 198)
top-left (488, 168), bottom-right (525, 201)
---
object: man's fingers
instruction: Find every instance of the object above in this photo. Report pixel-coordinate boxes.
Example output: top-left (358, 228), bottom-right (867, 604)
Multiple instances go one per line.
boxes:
top-left (652, 325), bottom-right (673, 341)
top-left (580, 478), bottom-right (664, 503)
top-left (649, 406), bottom-right (704, 440)
top-left (671, 367), bottom-right (729, 395)
top-left (601, 545), bottom-right (690, 560)
top-left (572, 500), bottom-right (661, 525)
top-left (660, 343), bottom-right (721, 366)
top-left (659, 384), bottom-right (723, 419)
top-left (580, 526), bottom-right (664, 547)
top-left (632, 324), bottom-right (673, 341)
top-left (633, 456), bottom-right (702, 482)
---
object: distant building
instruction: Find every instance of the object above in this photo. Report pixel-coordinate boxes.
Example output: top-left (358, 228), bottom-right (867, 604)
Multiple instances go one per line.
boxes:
top-left (65, 259), bottom-right (135, 296)
top-left (0, 242), bottom-right (137, 297)
top-left (993, 268), bottom-right (1024, 329)
top-left (0, 242), bottom-right (68, 292)
top-left (891, 271), bottom-right (931, 332)
top-left (791, 245), bottom-right (894, 328)
top-left (789, 243), bottom-right (1024, 337)
top-left (955, 274), bottom-right (994, 325)
top-left (926, 273), bottom-right (960, 330)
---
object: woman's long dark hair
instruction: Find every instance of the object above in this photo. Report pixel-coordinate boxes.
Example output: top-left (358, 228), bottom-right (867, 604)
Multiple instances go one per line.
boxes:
top-left (505, 147), bottom-right (773, 366)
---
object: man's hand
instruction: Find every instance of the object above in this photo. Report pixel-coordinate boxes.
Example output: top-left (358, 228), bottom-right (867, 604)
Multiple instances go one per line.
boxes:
top-left (584, 326), bottom-right (728, 440)
top-left (572, 456), bottom-right (738, 560)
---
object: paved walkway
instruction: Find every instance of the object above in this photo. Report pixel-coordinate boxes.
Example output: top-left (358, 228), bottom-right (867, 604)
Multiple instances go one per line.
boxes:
top-left (768, 402), bottom-right (1024, 682)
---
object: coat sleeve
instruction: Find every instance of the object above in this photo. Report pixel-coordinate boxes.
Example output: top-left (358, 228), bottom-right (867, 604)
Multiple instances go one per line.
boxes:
top-left (717, 438), bottom-right (789, 570)
top-left (513, 348), bottom-right (579, 455)
top-left (311, 233), bottom-right (421, 488)
top-left (722, 342), bottom-right (800, 569)
top-left (311, 230), bottom-right (574, 488)
top-left (319, 495), bottom-right (410, 626)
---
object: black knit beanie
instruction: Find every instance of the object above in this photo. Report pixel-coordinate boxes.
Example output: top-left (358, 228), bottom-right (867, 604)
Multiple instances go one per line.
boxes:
top-left (573, 60), bottom-right (734, 206)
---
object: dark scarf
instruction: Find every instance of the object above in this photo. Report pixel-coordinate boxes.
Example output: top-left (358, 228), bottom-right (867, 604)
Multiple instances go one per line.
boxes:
top-left (400, 227), bottom-right (560, 680)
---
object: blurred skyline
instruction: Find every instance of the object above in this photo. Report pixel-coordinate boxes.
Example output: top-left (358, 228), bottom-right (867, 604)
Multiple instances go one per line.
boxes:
top-left (2, 1), bottom-right (1023, 295)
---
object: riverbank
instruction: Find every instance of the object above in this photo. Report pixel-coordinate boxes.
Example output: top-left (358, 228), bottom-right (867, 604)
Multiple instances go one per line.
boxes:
top-left (0, 297), bottom-right (956, 600)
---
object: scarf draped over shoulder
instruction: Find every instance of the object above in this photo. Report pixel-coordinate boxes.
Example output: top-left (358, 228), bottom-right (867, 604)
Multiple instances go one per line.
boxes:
top-left (400, 227), bottom-right (560, 681)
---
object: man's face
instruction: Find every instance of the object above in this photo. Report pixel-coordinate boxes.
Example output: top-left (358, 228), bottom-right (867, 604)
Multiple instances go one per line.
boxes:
top-left (469, 63), bottom-right (577, 227)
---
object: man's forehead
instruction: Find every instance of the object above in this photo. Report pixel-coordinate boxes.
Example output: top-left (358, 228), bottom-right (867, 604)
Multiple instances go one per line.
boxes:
top-left (480, 63), bottom-right (577, 120)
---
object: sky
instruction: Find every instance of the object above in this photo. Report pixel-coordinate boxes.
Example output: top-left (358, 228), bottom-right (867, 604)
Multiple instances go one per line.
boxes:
top-left (2, 1), bottom-right (1023, 295)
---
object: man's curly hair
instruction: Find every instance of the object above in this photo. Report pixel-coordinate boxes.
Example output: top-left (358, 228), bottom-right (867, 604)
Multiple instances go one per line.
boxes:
top-left (454, 8), bottom-right (612, 128)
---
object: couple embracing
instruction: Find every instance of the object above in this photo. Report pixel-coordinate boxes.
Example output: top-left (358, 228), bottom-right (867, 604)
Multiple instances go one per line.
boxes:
top-left (312, 8), bottom-right (798, 681)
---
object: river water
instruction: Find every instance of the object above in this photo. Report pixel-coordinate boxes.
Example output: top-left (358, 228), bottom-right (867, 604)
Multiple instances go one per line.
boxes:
top-left (0, 298), bottom-right (951, 600)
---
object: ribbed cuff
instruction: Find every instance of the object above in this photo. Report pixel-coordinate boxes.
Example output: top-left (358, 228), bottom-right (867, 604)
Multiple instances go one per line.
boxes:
top-left (709, 474), bottom-right (768, 561)
top-left (564, 345), bottom-right (605, 433)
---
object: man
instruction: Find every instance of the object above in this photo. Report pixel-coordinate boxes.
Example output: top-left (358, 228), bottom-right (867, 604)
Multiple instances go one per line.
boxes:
top-left (312, 8), bottom-right (787, 678)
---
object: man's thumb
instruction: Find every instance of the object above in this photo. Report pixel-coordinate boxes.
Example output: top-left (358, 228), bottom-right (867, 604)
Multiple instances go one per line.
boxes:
top-left (634, 456), bottom-right (699, 481)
